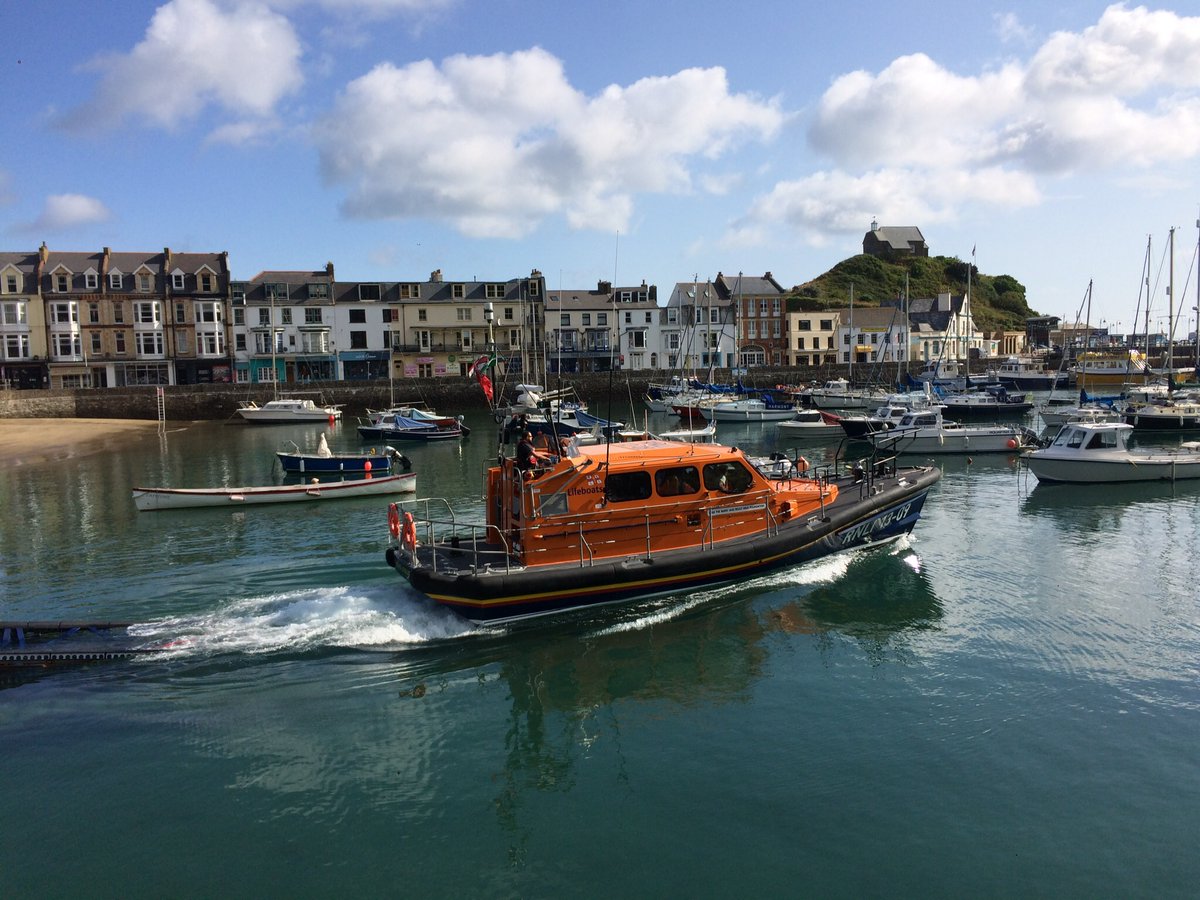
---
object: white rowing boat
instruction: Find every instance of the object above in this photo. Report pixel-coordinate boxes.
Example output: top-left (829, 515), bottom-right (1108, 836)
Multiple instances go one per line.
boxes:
top-left (132, 472), bottom-right (416, 511)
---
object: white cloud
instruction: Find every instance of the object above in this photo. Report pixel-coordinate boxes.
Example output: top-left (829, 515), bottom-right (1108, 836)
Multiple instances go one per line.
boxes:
top-left (746, 4), bottom-right (1200, 244)
top-left (68, 0), bottom-right (303, 132)
top-left (314, 48), bottom-right (782, 237)
top-left (994, 12), bottom-right (1034, 45)
top-left (31, 194), bottom-right (112, 231)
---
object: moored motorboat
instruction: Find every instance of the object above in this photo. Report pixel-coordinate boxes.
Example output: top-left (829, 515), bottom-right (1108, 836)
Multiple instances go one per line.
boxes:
top-left (776, 409), bottom-right (844, 436)
top-left (359, 414), bottom-right (466, 441)
top-left (1022, 421), bottom-right (1200, 483)
top-left (237, 397), bottom-right (343, 424)
top-left (940, 385), bottom-right (1032, 419)
top-left (133, 472), bottom-right (416, 511)
top-left (867, 408), bottom-right (1038, 454)
top-left (1123, 392), bottom-right (1200, 431)
top-left (384, 438), bottom-right (941, 624)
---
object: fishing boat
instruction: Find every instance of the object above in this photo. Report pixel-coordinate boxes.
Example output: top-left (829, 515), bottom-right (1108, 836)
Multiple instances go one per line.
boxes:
top-left (1073, 348), bottom-right (1155, 390)
top-left (236, 397), bottom-right (343, 424)
top-left (1022, 421), bottom-right (1200, 483)
top-left (359, 414), bottom-right (466, 442)
top-left (383, 438), bottom-right (941, 624)
top-left (867, 408), bottom-right (1038, 455)
top-left (988, 356), bottom-right (1067, 391)
top-left (276, 435), bottom-right (411, 474)
top-left (133, 472), bottom-right (416, 511)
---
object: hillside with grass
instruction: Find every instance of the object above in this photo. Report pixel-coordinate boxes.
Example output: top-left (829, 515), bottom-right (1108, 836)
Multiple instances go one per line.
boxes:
top-left (788, 254), bottom-right (1040, 332)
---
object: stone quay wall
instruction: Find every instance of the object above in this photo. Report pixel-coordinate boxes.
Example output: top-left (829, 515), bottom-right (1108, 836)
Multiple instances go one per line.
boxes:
top-left (0, 366), bottom-right (875, 421)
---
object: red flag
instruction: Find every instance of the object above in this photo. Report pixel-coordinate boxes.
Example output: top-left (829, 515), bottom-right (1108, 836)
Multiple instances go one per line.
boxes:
top-left (476, 371), bottom-right (493, 403)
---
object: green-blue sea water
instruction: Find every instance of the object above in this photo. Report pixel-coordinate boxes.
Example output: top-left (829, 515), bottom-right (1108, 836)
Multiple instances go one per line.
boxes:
top-left (2, 406), bottom-right (1198, 898)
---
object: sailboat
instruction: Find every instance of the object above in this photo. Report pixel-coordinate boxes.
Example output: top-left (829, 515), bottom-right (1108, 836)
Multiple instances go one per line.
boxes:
top-left (237, 290), bottom-right (343, 424)
top-left (1124, 226), bottom-right (1200, 431)
top-left (808, 284), bottom-right (890, 409)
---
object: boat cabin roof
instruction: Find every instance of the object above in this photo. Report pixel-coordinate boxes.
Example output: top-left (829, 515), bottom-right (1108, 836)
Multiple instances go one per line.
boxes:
top-left (1050, 421), bottom-right (1133, 451)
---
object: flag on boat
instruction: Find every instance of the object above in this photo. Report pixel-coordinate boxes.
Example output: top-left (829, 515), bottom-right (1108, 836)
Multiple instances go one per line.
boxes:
top-left (468, 353), bottom-right (497, 403)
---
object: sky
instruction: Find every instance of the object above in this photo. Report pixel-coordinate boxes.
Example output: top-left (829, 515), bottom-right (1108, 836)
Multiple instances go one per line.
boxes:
top-left (4, 0), bottom-right (1200, 337)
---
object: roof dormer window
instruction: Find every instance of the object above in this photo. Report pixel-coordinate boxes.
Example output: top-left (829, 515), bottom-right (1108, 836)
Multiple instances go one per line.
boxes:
top-left (55, 272), bottom-right (70, 293)
top-left (172, 271), bottom-right (186, 290)
top-left (85, 272), bottom-right (98, 290)
top-left (109, 272), bottom-right (123, 290)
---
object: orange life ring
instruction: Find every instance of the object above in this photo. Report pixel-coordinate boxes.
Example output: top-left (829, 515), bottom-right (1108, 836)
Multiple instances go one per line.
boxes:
top-left (400, 511), bottom-right (417, 551)
top-left (387, 503), bottom-right (401, 538)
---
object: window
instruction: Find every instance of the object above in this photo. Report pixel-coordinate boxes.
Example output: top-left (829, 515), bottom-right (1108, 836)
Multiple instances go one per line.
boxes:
top-left (485, 284), bottom-right (504, 299)
top-left (624, 311), bottom-right (632, 324)
top-left (109, 273), bottom-right (122, 290)
top-left (820, 319), bottom-right (833, 331)
top-left (138, 273), bottom-right (153, 292)
top-left (797, 337), bottom-right (806, 350)
top-left (581, 314), bottom-right (591, 326)
top-left (798, 319), bottom-right (811, 331)
top-left (85, 272), bottom-right (98, 290)
top-left (55, 273), bottom-right (69, 292)
top-left (597, 313), bottom-right (607, 326)
top-left (5, 333), bottom-right (30, 358)
top-left (177, 332), bottom-right (188, 353)
top-left (358, 284), bottom-right (381, 301)
top-left (418, 309), bottom-right (427, 322)
top-left (309, 283), bottom-right (329, 300)
top-left (398, 284), bottom-right (420, 299)
top-left (175, 302), bottom-right (186, 323)
top-left (54, 333), bottom-right (81, 357)
top-left (115, 332), bottom-right (126, 354)
top-left (265, 283), bottom-right (288, 301)
top-left (258, 308), bottom-right (271, 326)
top-left (667, 309), bottom-right (678, 324)
top-left (235, 333), bottom-right (246, 352)
top-left (194, 302), bottom-right (221, 323)
top-left (135, 302), bottom-right (159, 325)
top-left (2, 301), bottom-right (27, 325)
top-left (456, 308), bottom-right (472, 321)
top-left (4, 273), bottom-right (20, 293)
top-left (704, 461), bottom-right (753, 493)
top-left (231, 283), bottom-right (246, 303)
top-left (200, 332), bottom-right (224, 355)
top-left (630, 331), bottom-right (646, 349)
top-left (655, 466), bottom-right (700, 497)
top-left (560, 313), bottom-right (571, 326)
top-left (759, 298), bottom-right (769, 316)
top-left (645, 312), bottom-right (652, 324)
top-left (350, 331), bottom-right (368, 349)
top-left (452, 284), bottom-right (465, 299)
top-left (528, 281), bottom-right (539, 297)
top-left (349, 309), bottom-right (366, 324)
top-left (604, 471), bottom-right (652, 504)
top-left (200, 272), bottom-right (216, 292)
top-left (52, 302), bottom-right (77, 324)
top-left (90, 332), bottom-right (102, 354)
top-left (113, 304), bottom-right (124, 324)
top-left (773, 320), bottom-right (781, 339)
top-left (460, 330), bottom-right (472, 349)
top-left (233, 307), bottom-right (245, 326)
top-left (279, 308), bottom-right (292, 325)
top-left (136, 332), bottom-right (164, 355)
top-left (88, 303), bottom-right (100, 324)
top-left (172, 272), bottom-right (185, 290)
top-left (304, 308), bottom-right (322, 325)
top-left (504, 307), bottom-right (514, 320)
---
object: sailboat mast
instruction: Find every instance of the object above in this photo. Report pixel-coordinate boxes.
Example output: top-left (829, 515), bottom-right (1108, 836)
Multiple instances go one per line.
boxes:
top-left (848, 283), bottom-right (854, 385)
top-left (1168, 225), bottom-right (1176, 386)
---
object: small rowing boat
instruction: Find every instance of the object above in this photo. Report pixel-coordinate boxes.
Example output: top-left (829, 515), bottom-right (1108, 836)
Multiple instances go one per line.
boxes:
top-left (133, 472), bottom-right (416, 511)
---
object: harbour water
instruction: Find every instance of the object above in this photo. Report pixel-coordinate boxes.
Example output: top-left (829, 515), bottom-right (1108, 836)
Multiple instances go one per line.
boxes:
top-left (3, 407), bottom-right (1199, 898)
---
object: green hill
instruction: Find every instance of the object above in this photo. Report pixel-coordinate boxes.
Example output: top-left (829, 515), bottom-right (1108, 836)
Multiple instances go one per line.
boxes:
top-left (787, 254), bottom-right (1039, 332)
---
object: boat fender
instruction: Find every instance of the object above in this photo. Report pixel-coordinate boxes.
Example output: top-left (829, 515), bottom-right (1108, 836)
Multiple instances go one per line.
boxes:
top-left (388, 503), bottom-right (401, 538)
top-left (400, 512), bottom-right (417, 551)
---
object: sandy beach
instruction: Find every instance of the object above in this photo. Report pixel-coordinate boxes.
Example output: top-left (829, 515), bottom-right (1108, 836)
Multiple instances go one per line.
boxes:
top-left (0, 418), bottom-right (171, 470)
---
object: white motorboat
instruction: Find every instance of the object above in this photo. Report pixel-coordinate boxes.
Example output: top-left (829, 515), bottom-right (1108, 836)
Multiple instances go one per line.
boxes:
top-left (1022, 421), bottom-right (1200, 483)
top-left (237, 397), bottom-right (343, 424)
top-left (708, 396), bottom-right (797, 422)
top-left (807, 378), bottom-right (890, 410)
top-left (776, 409), bottom-right (843, 435)
top-left (133, 472), bottom-right (416, 511)
top-left (867, 409), bottom-right (1037, 454)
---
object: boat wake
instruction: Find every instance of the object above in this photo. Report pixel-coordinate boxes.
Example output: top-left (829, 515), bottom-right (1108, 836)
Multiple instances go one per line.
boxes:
top-left (589, 538), bottom-right (919, 637)
top-left (129, 584), bottom-right (477, 658)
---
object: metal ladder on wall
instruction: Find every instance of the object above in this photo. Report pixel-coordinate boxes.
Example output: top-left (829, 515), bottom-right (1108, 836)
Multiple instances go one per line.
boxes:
top-left (155, 386), bottom-right (166, 434)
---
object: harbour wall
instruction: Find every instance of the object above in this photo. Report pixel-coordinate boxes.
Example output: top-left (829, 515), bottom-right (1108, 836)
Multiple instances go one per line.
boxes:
top-left (0, 368), bottom-right (858, 421)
